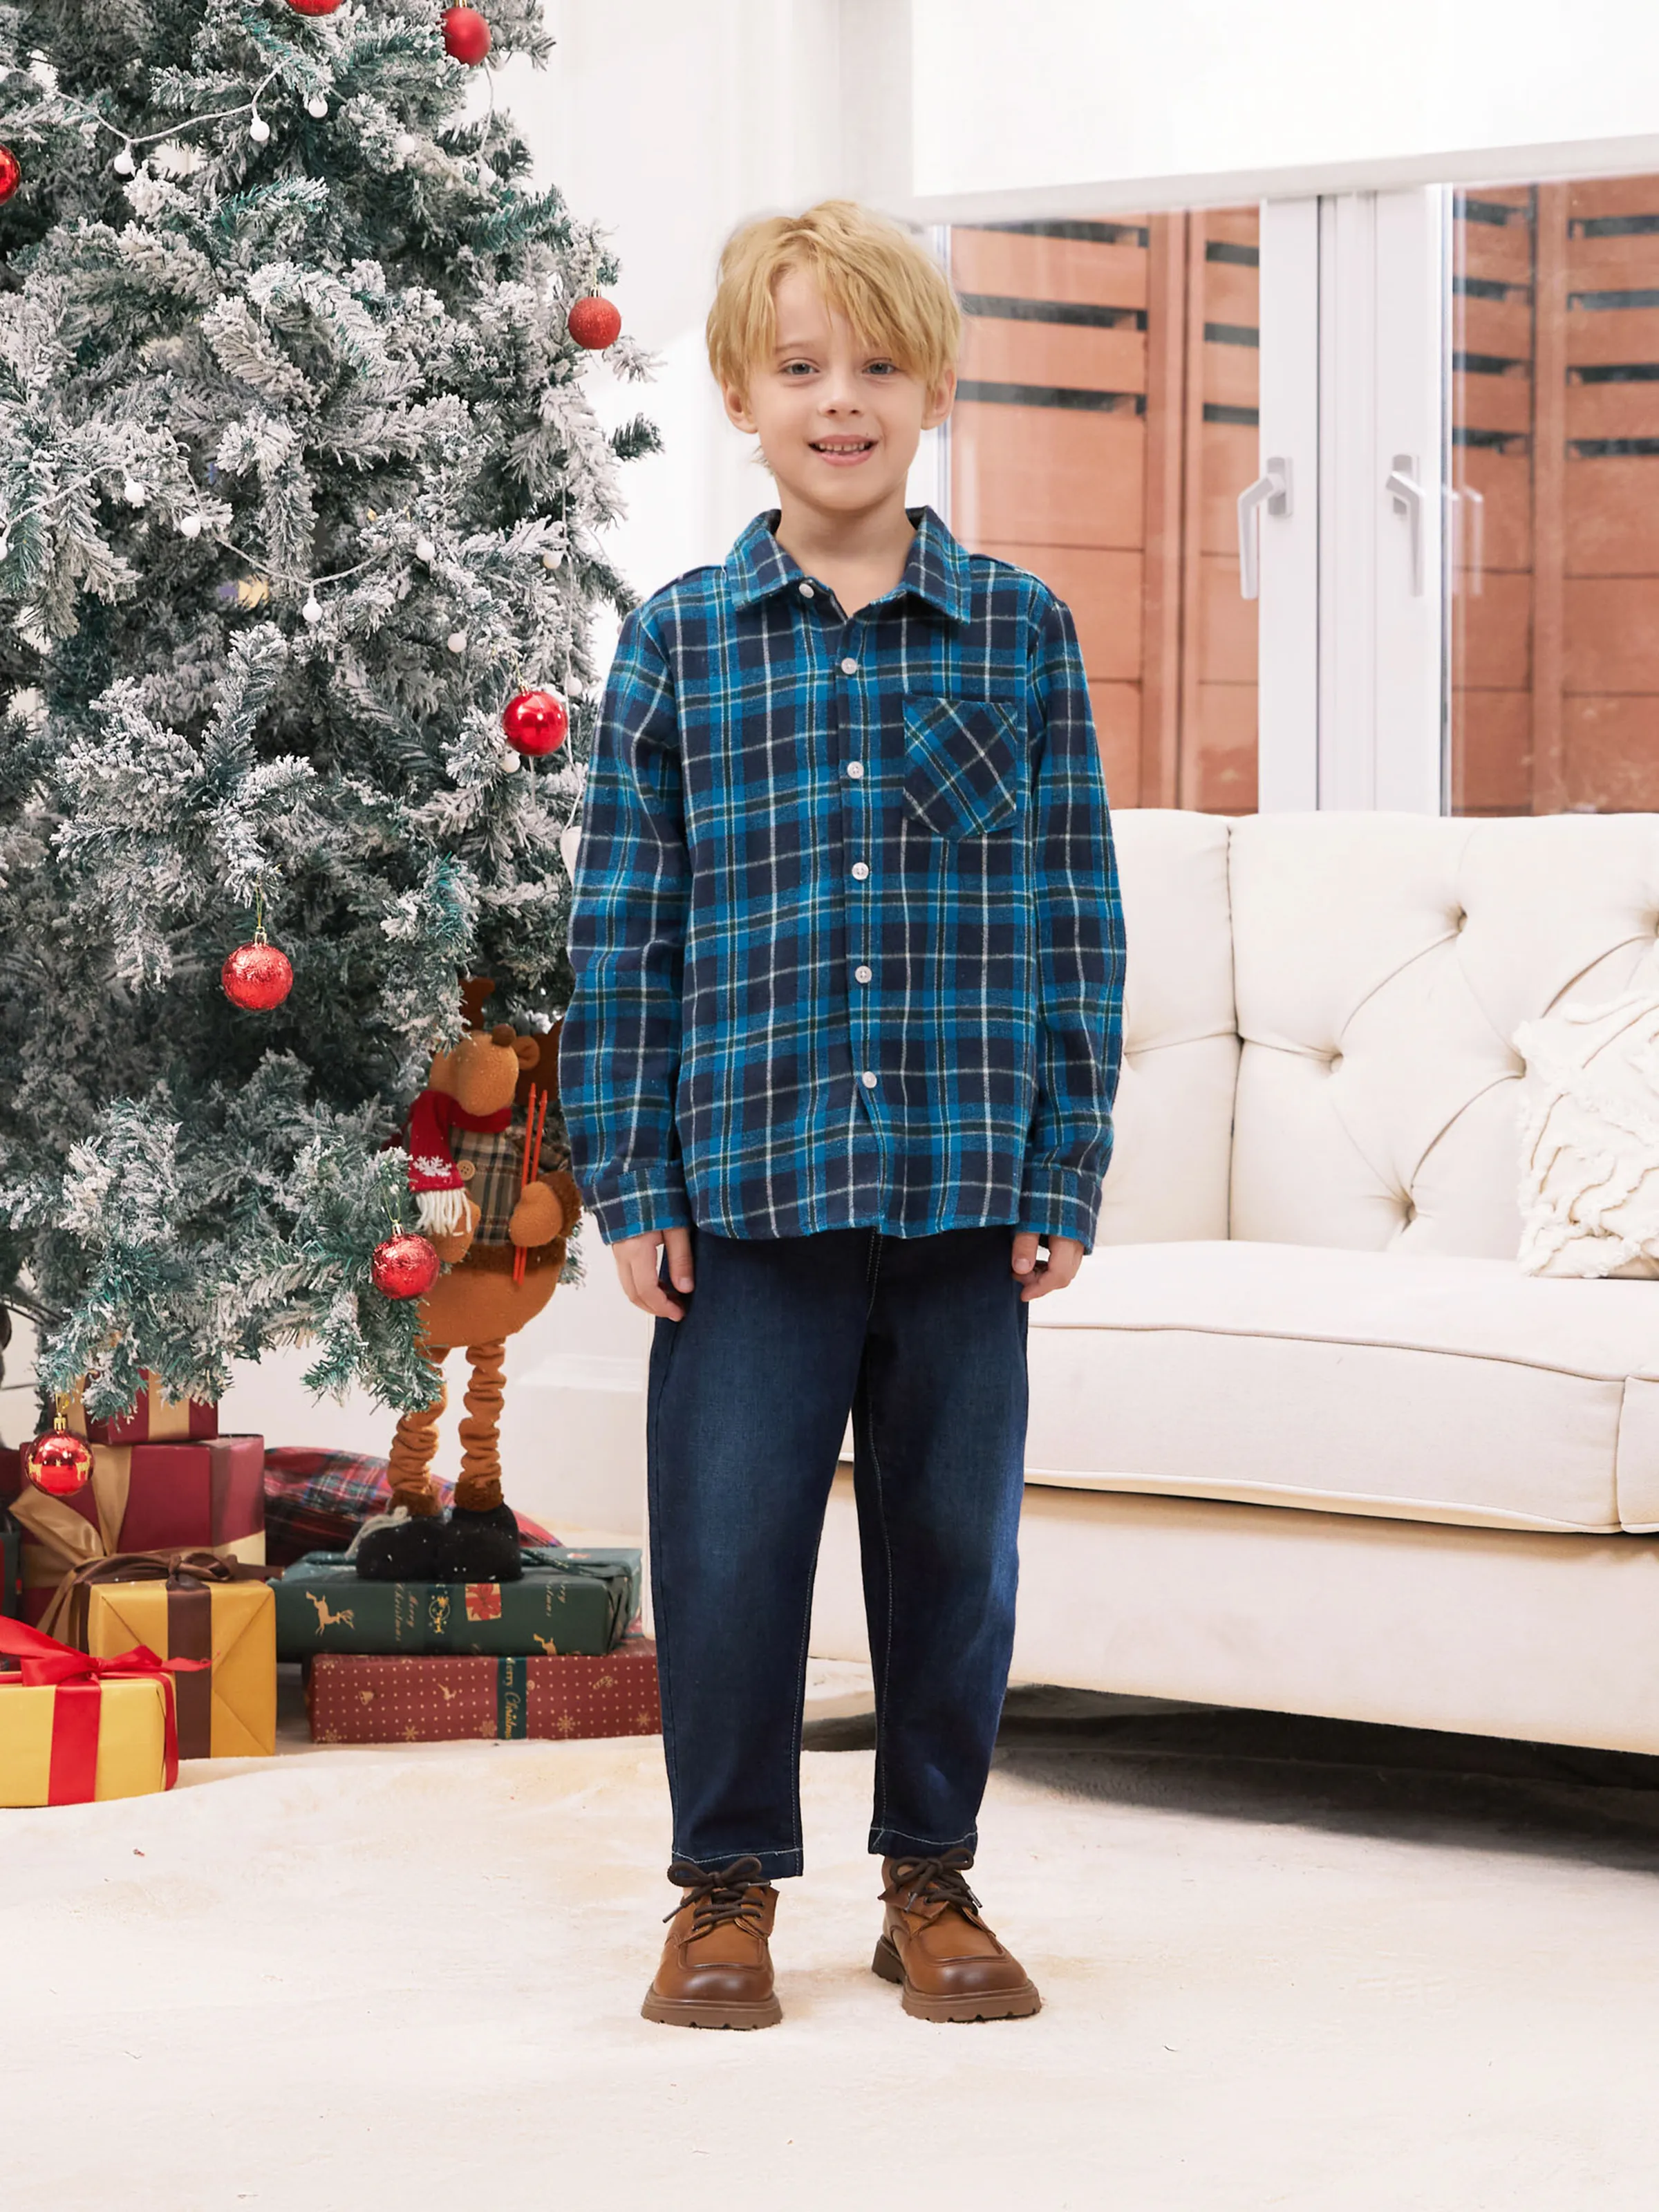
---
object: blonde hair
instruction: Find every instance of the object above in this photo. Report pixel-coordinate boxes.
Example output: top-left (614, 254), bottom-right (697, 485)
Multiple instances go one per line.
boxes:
top-left (706, 199), bottom-right (962, 395)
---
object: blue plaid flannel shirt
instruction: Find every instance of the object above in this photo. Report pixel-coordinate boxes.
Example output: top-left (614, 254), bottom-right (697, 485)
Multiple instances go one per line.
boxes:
top-left (561, 507), bottom-right (1125, 1250)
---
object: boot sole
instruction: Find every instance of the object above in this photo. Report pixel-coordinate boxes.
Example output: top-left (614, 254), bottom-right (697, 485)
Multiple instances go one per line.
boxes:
top-left (640, 1989), bottom-right (782, 2030)
top-left (872, 1934), bottom-right (1042, 2023)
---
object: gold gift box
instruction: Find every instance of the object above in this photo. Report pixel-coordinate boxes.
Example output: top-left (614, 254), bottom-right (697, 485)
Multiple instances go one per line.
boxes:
top-left (0, 1676), bottom-right (171, 1806)
top-left (78, 1577), bottom-right (275, 1759)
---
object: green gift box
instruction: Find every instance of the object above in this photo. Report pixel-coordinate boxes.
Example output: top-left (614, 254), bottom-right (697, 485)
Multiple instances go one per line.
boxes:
top-left (274, 1546), bottom-right (641, 1660)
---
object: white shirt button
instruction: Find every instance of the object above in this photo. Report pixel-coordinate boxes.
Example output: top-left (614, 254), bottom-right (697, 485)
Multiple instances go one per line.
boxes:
top-left (840, 657), bottom-right (859, 675)
top-left (845, 760), bottom-right (863, 779)
top-left (800, 582), bottom-right (815, 599)
top-left (854, 964), bottom-right (872, 983)
top-left (851, 861), bottom-right (870, 881)
top-left (861, 1070), bottom-right (878, 1088)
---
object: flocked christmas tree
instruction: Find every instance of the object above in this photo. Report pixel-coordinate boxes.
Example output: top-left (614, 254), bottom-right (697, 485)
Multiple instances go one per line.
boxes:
top-left (0, 0), bottom-right (655, 1421)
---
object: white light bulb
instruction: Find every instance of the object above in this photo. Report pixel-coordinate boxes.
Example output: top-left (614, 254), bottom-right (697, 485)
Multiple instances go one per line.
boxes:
top-left (541, 550), bottom-right (562, 571)
top-left (499, 749), bottom-right (521, 775)
top-left (248, 115), bottom-right (271, 146)
top-left (446, 630), bottom-right (468, 655)
top-left (123, 476), bottom-right (147, 506)
top-left (112, 147), bottom-right (135, 175)
top-left (306, 95), bottom-right (329, 120)
top-left (179, 514), bottom-right (203, 539)
top-left (415, 536), bottom-right (436, 564)
top-left (394, 133), bottom-right (416, 158)
top-left (302, 594), bottom-right (323, 626)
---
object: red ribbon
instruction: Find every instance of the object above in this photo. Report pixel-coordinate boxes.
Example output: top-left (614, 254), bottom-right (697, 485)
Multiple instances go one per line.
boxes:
top-left (0, 1613), bottom-right (209, 1801)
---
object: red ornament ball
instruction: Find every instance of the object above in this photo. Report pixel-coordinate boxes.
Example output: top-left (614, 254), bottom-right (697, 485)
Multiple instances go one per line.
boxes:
top-left (22, 1427), bottom-right (95, 1499)
top-left (372, 1232), bottom-right (442, 1301)
top-left (566, 295), bottom-right (622, 351)
top-left (502, 688), bottom-right (569, 756)
top-left (442, 6), bottom-right (492, 63)
top-left (222, 938), bottom-right (294, 1011)
top-left (0, 147), bottom-right (20, 206)
top-left (287, 0), bottom-right (344, 13)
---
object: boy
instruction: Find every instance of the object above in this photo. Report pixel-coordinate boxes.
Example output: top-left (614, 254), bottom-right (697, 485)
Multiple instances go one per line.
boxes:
top-left (561, 200), bottom-right (1124, 2028)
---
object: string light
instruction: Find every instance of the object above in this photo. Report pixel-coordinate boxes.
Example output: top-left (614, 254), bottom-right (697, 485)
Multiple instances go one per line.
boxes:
top-left (301, 593), bottom-right (323, 626)
top-left (446, 629), bottom-right (468, 655)
top-left (306, 95), bottom-right (329, 120)
top-left (415, 536), bottom-right (436, 563)
top-left (247, 111), bottom-right (271, 146)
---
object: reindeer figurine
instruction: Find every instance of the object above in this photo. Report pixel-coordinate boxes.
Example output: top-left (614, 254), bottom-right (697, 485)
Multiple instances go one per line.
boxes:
top-left (357, 980), bottom-right (581, 1583)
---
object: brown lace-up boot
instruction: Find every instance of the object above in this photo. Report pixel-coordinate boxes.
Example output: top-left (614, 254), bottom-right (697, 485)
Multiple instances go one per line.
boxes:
top-left (873, 1850), bottom-right (1041, 2022)
top-left (641, 1857), bottom-right (782, 2030)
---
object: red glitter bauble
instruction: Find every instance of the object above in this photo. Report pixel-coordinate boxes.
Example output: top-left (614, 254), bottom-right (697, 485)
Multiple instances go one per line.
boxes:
top-left (442, 6), bottom-right (492, 63)
top-left (222, 938), bottom-right (294, 1011)
top-left (22, 1427), bottom-right (95, 1499)
top-left (566, 296), bottom-right (621, 351)
top-left (501, 688), bottom-right (569, 756)
top-left (0, 147), bottom-right (21, 206)
top-left (287, 0), bottom-right (344, 14)
top-left (372, 1233), bottom-right (442, 1301)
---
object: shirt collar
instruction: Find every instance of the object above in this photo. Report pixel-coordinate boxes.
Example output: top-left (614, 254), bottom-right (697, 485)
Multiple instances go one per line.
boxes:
top-left (725, 505), bottom-right (972, 625)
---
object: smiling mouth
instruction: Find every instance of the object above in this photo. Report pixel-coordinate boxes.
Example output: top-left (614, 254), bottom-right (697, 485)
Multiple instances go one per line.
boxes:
top-left (811, 438), bottom-right (875, 456)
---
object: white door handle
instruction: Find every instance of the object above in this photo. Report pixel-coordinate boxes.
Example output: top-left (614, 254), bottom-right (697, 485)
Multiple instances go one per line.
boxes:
top-left (1237, 456), bottom-right (1292, 601)
top-left (1385, 453), bottom-right (1427, 597)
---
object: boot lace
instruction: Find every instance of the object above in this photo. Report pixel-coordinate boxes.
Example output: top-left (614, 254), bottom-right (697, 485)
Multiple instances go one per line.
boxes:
top-left (881, 1846), bottom-right (984, 1921)
top-left (665, 1855), bottom-right (771, 1939)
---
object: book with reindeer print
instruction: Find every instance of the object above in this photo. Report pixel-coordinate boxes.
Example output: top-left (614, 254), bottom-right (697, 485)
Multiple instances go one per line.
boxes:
top-left (273, 1548), bottom-right (641, 1660)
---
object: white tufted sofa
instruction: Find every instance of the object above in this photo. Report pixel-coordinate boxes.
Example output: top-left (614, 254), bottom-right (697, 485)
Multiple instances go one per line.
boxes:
top-left (810, 808), bottom-right (1659, 1754)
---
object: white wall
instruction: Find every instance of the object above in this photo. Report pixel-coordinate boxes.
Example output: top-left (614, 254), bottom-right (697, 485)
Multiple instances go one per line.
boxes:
top-left (906, 0), bottom-right (1659, 218)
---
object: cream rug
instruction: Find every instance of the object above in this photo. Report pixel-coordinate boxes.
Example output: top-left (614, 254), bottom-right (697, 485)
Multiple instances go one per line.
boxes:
top-left (8, 1676), bottom-right (1659, 2211)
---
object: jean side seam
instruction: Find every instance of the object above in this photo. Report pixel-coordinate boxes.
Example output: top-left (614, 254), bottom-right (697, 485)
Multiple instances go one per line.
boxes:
top-left (861, 1228), bottom-right (899, 1843)
top-left (644, 1320), bottom-right (686, 1858)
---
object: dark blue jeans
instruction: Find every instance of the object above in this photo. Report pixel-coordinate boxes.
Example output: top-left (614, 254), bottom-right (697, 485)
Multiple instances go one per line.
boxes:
top-left (646, 1224), bottom-right (1029, 1880)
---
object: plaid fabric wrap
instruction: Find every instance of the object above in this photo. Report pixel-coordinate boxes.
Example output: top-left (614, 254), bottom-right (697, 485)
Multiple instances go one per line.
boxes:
top-left (263, 1448), bottom-right (556, 1569)
top-left (452, 1114), bottom-right (572, 1246)
top-left (561, 507), bottom-right (1126, 1250)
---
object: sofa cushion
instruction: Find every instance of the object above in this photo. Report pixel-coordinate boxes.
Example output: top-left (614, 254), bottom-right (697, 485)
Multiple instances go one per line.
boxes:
top-left (1516, 992), bottom-right (1659, 1280)
top-left (1096, 809), bottom-right (1238, 1245)
top-left (1024, 1239), bottom-right (1659, 1533)
top-left (1226, 812), bottom-right (1659, 1259)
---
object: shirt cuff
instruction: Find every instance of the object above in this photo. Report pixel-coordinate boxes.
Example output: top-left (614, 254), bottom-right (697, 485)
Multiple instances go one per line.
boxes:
top-left (1015, 1163), bottom-right (1103, 1253)
top-left (583, 1169), bottom-right (694, 1245)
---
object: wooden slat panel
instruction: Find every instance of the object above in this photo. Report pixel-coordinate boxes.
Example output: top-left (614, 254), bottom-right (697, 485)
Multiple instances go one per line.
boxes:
top-left (1459, 297), bottom-right (1534, 357)
top-left (1138, 213), bottom-right (1185, 812)
top-left (1564, 455), bottom-right (1659, 572)
top-left (1201, 263), bottom-right (1258, 324)
top-left (1089, 680), bottom-right (1141, 803)
top-left (1565, 380), bottom-right (1659, 440)
top-left (975, 541), bottom-right (1144, 680)
top-left (1562, 574), bottom-right (1659, 691)
top-left (1533, 185), bottom-right (1570, 814)
top-left (1201, 339), bottom-right (1259, 410)
top-left (1198, 423), bottom-right (1257, 558)
top-left (1453, 370), bottom-right (1532, 434)
top-left (1570, 178), bottom-right (1659, 222)
top-left (1195, 551), bottom-right (1257, 685)
top-left (959, 318), bottom-right (1147, 392)
top-left (1451, 447), bottom-right (1532, 572)
top-left (1566, 233), bottom-right (1659, 290)
top-left (1565, 306), bottom-right (1659, 364)
top-left (950, 403), bottom-right (1144, 550)
top-left (950, 230), bottom-right (1149, 310)
top-left (1459, 218), bottom-right (1533, 285)
top-left (1451, 570), bottom-right (1532, 689)
top-left (1565, 695), bottom-right (1659, 808)
top-left (1206, 208), bottom-right (1259, 250)
top-left (1187, 684), bottom-right (1258, 812)
top-left (1450, 690), bottom-right (1533, 812)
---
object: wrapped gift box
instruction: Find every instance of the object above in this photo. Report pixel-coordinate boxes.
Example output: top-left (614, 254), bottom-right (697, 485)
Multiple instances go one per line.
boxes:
top-left (274, 1546), bottom-right (641, 1661)
top-left (0, 1618), bottom-right (194, 1806)
top-left (77, 1373), bottom-right (219, 1447)
top-left (306, 1635), bottom-right (661, 1745)
top-left (55, 1557), bottom-right (276, 1760)
top-left (0, 1437), bottom-right (264, 1626)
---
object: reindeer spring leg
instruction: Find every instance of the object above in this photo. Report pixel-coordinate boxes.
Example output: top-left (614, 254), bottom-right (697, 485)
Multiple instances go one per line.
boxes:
top-left (388, 1345), bottom-right (449, 1518)
top-left (455, 1336), bottom-right (507, 1515)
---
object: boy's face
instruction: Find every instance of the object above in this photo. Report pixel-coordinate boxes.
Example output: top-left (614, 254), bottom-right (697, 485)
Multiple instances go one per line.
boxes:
top-left (723, 268), bottom-right (955, 520)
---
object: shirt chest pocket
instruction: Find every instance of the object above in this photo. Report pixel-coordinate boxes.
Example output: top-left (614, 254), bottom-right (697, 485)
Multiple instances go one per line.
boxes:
top-left (901, 695), bottom-right (1022, 841)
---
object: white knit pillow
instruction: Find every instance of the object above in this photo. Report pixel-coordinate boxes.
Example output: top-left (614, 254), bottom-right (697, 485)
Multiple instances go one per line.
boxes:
top-left (1515, 993), bottom-right (1659, 1278)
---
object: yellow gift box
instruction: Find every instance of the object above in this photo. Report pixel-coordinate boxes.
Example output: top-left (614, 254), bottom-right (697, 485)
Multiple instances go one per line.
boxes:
top-left (66, 1561), bottom-right (276, 1761)
top-left (0, 1675), bottom-right (172, 1806)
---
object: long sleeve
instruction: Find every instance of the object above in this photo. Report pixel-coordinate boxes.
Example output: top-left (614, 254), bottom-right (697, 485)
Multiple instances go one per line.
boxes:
top-left (560, 606), bottom-right (694, 1244)
top-left (1016, 592), bottom-right (1126, 1251)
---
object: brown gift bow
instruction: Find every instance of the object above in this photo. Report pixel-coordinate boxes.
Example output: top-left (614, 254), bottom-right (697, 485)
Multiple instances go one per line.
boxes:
top-left (37, 1550), bottom-right (279, 1762)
